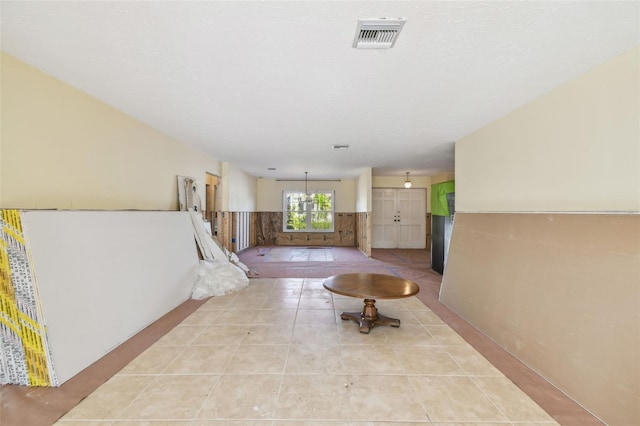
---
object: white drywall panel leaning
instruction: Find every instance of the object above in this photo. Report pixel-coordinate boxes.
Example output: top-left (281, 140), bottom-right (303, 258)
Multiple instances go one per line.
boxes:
top-left (22, 211), bottom-right (199, 384)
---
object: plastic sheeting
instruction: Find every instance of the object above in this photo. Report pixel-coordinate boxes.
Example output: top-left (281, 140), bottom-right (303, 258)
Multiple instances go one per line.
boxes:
top-left (431, 180), bottom-right (455, 216)
top-left (191, 260), bottom-right (249, 299)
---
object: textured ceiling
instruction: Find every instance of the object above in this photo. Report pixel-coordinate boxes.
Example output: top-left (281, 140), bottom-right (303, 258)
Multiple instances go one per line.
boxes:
top-left (1, 1), bottom-right (638, 179)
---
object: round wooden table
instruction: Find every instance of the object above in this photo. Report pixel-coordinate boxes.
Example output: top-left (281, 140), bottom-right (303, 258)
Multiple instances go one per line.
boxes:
top-left (323, 273), bottom-right (420, 334)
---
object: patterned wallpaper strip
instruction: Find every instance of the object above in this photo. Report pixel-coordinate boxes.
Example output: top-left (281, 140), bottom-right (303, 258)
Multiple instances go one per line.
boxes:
top-left (0, 210), bottom-right (58, 387)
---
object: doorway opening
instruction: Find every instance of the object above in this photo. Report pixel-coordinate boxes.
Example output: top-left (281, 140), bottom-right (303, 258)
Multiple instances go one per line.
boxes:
top-left (205, 173), bottom-right (220, 236)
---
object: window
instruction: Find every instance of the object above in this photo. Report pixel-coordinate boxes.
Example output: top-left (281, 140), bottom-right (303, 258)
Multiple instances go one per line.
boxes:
top-left (283, 191), bottom-right (334, 232)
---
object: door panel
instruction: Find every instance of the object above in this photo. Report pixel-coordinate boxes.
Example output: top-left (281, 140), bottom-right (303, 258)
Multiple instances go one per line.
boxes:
top-left (398, 188), bottom-right (426, 248)
top-left (372, 188), bottom-right (426, 249)
top-left (372, 189), bottom-right (398, 248)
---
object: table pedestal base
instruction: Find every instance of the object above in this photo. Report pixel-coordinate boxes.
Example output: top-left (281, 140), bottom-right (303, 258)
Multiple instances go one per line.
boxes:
top-left (340, 298), bottom-right (400, 334)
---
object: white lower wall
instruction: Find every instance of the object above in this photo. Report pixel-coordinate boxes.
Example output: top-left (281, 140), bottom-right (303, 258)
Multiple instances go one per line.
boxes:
top-left (23, 211), bottom-right (199, 384)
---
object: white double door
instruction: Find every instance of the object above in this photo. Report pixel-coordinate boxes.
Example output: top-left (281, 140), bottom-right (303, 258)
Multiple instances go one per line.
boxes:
top-left (372, 188), bottom-right (426, 249)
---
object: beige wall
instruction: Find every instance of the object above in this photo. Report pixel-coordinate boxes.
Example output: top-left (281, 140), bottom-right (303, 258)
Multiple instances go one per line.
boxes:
top-left (441, 213), bottom-right (639, 426)
top-left (455, 47), bottom-right (639, 213)
top-left (430, 172), bottom-right (455, 185)
top-left (256, 177), bottom-right (356, 212)
top-left (1, 53), bottom-right (221, 210)
top-left (442, 47), bottom-right (640, 426)
top-left (256, 172), bottom-right (454, 215)
top-left (221, 162), bottom-right (257, 212)
top-left (373, 175), bottom-right (437, 212)
top-left (355, 168), bottom-right (372, 213)
top-left (372, 175), bottom-right (432, 189)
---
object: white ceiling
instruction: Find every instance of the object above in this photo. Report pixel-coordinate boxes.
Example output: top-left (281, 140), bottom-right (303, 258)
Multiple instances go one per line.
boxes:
top-left (1, 1), bottom-right (638, 180)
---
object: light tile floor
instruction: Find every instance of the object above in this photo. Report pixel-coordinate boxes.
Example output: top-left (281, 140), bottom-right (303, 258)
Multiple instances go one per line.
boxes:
top-left (263, 248), bottom-right (336, 262)
top-left (56, 278), bottom-right (559, 425)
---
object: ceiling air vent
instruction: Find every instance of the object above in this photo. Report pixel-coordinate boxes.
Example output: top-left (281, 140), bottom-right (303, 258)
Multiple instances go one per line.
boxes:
top-left (352, 18), bottom-right (406, 49)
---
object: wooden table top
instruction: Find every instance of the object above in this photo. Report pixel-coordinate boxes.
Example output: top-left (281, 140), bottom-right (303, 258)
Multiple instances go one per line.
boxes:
top-left (323, 273), bottom-right (419, 300)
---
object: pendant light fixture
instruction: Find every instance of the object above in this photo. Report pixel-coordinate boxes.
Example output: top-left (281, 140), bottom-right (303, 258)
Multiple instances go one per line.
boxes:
top-left (404, 172), bottom-right (412, 189)
top-left (304, 172), bottom-right (313, 203)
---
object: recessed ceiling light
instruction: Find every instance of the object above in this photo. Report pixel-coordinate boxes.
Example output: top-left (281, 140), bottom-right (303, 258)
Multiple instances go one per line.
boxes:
top-left (332, 145), bottom-right (350, 150)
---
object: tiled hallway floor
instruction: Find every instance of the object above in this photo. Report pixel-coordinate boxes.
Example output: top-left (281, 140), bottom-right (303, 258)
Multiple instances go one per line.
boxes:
top-left (262, 247), bottom-right (336, 262)
top-left (55, 278), bottom-right (559, 425)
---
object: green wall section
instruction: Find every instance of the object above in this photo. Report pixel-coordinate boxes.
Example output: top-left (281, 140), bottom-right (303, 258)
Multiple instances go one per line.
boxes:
top-left (431, 180), bottom-right (455, 216)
